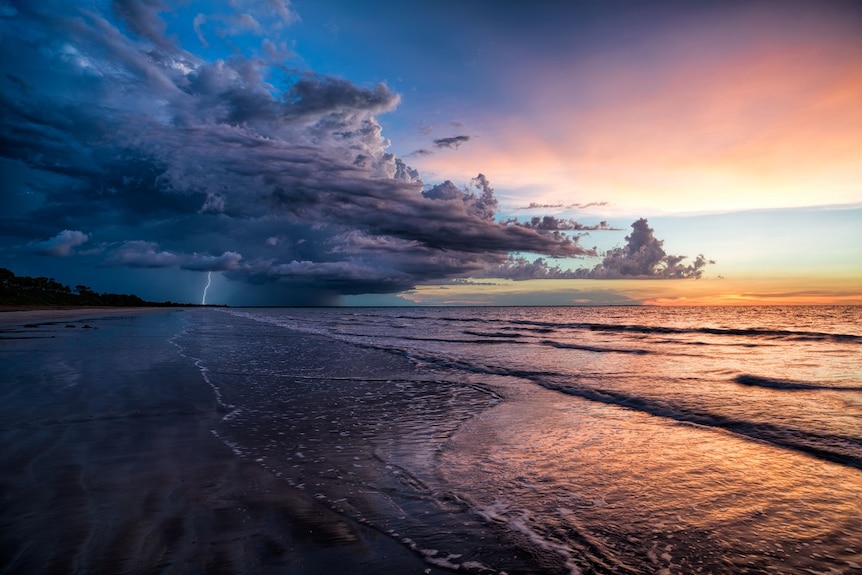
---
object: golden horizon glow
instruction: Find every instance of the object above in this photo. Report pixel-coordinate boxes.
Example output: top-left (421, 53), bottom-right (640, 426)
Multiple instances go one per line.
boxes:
top-left (399, 276), bottom-right (862, 307)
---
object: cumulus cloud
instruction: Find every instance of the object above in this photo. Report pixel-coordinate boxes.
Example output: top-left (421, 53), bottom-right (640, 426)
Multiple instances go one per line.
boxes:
top-left (421, 174), bottom-right (498, 221)
top-left (0, 2), bottom-right (708, 303)
top-left (433, 135), bottom-right (471, 149)
top-left (30, 230), bottom-right (90, 257)
top-left (576, 219), bottom-right (713, 279)
top-left (467, 219), bottom-right (713, 281)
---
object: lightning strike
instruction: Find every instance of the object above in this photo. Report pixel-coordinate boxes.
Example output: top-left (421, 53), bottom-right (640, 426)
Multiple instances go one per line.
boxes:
top-left (202, 271), bottom-right (212, 305)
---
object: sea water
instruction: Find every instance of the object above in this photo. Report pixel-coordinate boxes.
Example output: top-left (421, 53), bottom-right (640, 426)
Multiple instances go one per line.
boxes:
top-left (175, 306), bottom-right (862, 574)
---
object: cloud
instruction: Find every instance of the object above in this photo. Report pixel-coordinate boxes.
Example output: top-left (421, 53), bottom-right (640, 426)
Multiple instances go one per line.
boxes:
top-left (578, 219), bottom-right (713, 279)
top-left (199, 192), bottom-right (226, 213)
top-left (263, 0), bottom-right (300, 25)
top-left (477, 255), bottom-right (588, 281)
top-left (181, 251), bottom-right (243, 272)
top-left (433, 135), bottom-right (471, 149)
top-left (506, 215), bottom-right (617, 231)
top-left (29, 230), bottom-right (90, 257)
top-left (112, 0), bottom-right (174, 52)
top-left (193, 14), bottom-right (210, 47)
top-left (421, 174), bottom-right (497, 220)
top-left (516, 201), bottom-right (610, 210)
top-left (469, 218), bottom-right (712, 281)
top-left (0, 2), bottom-right (708, 304)
top-left (408, 148), bottom-right (434, 157)
top-left (107, 241), bottom-right (180, 268)
top-left (107, 241), bottom-right (242, 271)
top-left (192, 0), bottom-right (298, 48)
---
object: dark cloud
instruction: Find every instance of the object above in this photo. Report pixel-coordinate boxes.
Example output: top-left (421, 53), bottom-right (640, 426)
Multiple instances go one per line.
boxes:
top-left (420, 175), bottom-right (497, 220)
top-left (106, 241), bottom-right (243, 271)
top-left (505, 215), bottom-right (618, 231)
top-left (112, 0), bottom-right (174, 52)
top-left (285, 77), bottom-right (400, 117)
top-left (433, 135), bottom-right (471, 149)
top-left (29, 230), bottom-right (90, 257)
top-left (180, 251), bottom-right (244, 272)
top-left (0, 2), bottom-right (708, 304)
top-left (408, 148), bottom-right (433, 157)
top-left (478, 255), bottom-right (587, 281)
top-left (106, 241), bottom-right (180, 268)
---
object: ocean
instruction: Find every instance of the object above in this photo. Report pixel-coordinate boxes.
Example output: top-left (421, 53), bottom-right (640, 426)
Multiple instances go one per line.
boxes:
top-left (174, 305), bottom-right (862, 575)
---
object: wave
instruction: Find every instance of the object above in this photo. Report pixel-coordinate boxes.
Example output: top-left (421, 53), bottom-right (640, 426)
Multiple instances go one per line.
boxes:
top-left (540, 340), bottom-right (652, 355)
top-left (332, 332), bottom-right (524, 346)
top-left (564, 323), bottom-right (862, 344)
top-left (403, 335), bottom-right (528, 345)
top-left (539, 379), bottom-right (862, 470)
top-left (387, 313), bottom-right (861, 344)
top-left (364, 340), bottom-right (862, 468)
top-left (226, 309), bottom-right (862, 469)
top-left (734, 374), bottom-right (862, 392)
top-left (463, 330), bottom-right (525, 339)
top-left (378, 344), bottom-right (862, 469)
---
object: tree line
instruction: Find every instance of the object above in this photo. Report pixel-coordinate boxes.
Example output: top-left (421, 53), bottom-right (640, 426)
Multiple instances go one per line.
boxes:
top-left (0, 267), bottom-right (193, 307)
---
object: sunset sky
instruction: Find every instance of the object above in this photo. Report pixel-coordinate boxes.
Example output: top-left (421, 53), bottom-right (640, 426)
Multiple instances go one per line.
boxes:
top-left (2, 0), bottom-right (860, 306)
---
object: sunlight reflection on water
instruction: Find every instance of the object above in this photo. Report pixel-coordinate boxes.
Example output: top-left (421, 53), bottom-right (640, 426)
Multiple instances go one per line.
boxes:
top-left (440, 377), bottom-right (862, 574)
top-left (192, 306), bottom-right (862, 574)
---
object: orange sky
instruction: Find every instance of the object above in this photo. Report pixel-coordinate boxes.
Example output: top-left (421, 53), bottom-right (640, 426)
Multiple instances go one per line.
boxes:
top-left (372, 1), bottom-right (862, 306)
top-left (411, 20), bottom-right (862, 216)
top-left (394, 275), bottom-right (862, 307)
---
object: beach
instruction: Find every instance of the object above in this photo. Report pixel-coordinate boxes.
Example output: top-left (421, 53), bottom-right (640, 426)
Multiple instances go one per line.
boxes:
top-left (0, 308), bottom-right (448, 574)
top-left (2, 305), bottom-right (860, 575)
top-left (192, 306), bottom-right (861, 575)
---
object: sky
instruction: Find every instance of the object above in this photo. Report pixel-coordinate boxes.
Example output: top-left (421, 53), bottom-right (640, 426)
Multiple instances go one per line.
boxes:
top-left (1, 0), bottom-right (860, 306)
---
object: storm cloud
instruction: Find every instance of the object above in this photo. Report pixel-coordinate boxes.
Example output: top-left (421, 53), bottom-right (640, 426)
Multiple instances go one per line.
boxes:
top-left (29, 230), bottom-right (90, 257)
top-left (0, 1), bottom-right (708, 304)
top-left (507, 216), bottom-right (617, 232)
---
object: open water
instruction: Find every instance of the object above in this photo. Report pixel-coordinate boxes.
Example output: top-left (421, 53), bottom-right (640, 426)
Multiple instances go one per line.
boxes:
top-left (175, 305), bottom-right (862, 574)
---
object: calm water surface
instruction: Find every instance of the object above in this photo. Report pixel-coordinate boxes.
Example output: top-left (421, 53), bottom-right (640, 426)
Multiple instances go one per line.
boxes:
top-left (177, 306), bottom-right (862, 574)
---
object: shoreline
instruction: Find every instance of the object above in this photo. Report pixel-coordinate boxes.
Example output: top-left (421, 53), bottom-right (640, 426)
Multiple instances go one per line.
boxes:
top-left (0, 306), bottom-right (190, 327)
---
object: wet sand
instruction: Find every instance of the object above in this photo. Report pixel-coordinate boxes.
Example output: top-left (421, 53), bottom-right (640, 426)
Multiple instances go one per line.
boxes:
top-left (0, 308), bottom-right (446, 574)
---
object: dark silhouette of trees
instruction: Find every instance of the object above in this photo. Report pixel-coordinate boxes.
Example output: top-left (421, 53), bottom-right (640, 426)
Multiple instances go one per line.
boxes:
top-left (0, 267), bottom-right (192, 307)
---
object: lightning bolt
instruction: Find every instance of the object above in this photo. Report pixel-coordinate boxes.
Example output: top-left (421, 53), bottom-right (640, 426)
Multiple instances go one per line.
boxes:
top-left (201, 271), bottom-right (212, 305)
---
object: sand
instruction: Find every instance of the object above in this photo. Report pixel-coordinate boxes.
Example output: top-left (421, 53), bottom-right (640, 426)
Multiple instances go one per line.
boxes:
top-left (0, 308), bottom-right (447, 574)
top-left (0, 306), bottom-right (178, 326)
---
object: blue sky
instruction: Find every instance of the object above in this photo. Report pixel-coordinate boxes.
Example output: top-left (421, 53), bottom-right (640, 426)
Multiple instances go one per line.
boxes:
top-left (1, 0), bottom-right (860, 306)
